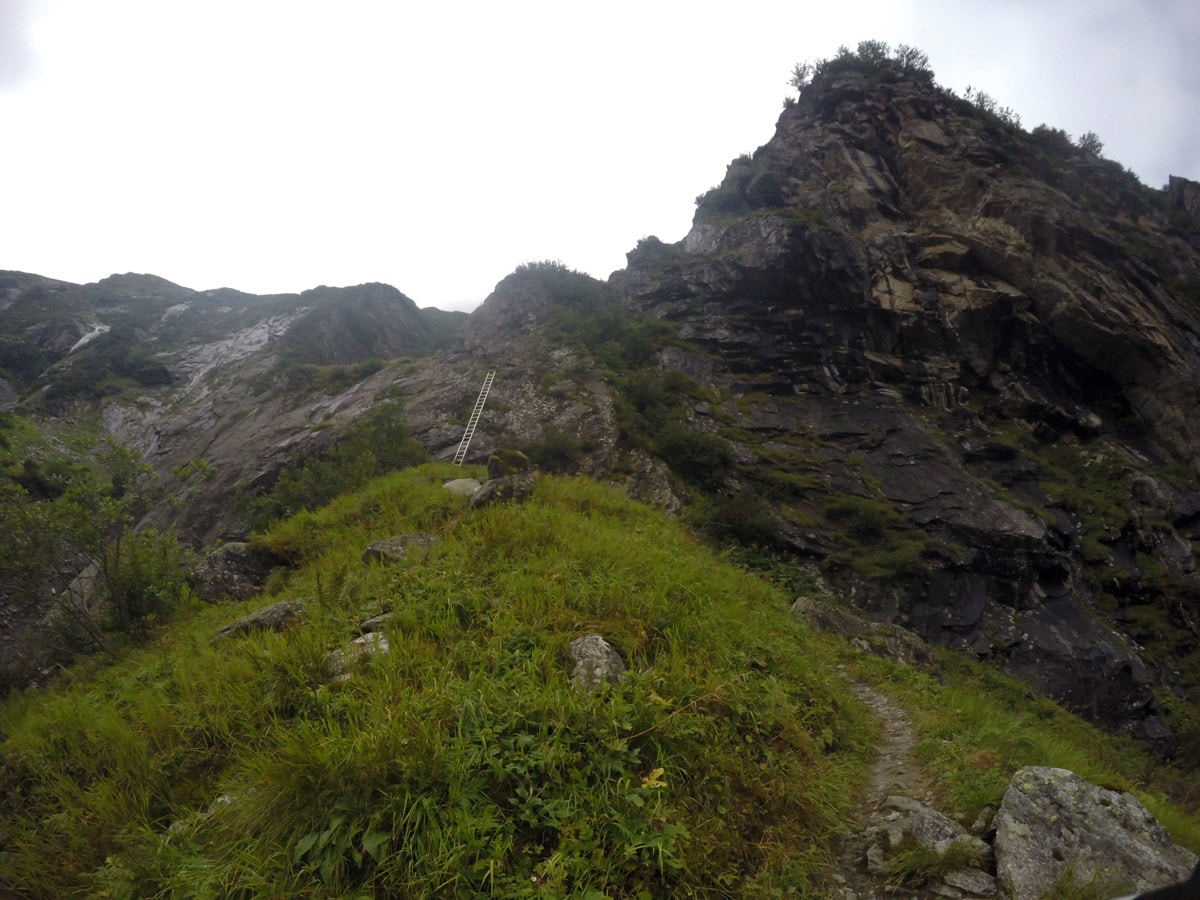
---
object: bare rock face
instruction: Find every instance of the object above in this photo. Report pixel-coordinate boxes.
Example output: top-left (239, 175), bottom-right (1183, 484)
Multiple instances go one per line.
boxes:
top-left (361, 533), bottom-right (439, 565)
top-left (993, 767), bottom-right (1198, 899)
top-left (192, 542), bottom-right (275, 602)
top-left (614, 61), bottom-right (1200, 746)
top-left (215, 599), bottom-right (306, 640)
top-left (567, 634), bottom-right (626, 691)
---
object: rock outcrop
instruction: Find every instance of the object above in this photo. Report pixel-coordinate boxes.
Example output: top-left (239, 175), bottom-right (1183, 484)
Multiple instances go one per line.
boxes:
top-left (613, 60), bottom-right (1200, 746)
top-left (567, 634), bottom-right (626, 691)
top-left (192, 542), bottom-right (275, 602)
top-left (994, 766), bottom-right (1198, 899)
top-left (215, 599), bottom-right (306, 640)
top-left (361, 534), bottom-right (439, 565)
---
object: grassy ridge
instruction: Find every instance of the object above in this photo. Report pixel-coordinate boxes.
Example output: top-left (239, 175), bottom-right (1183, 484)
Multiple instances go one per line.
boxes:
top-left (4, 465), bottom-right (1199, 897)
top-left (0, 467), bottom-right (871, 897)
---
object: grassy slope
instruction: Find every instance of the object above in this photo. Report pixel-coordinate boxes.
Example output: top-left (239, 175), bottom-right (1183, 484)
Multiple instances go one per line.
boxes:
top-left (1, 465), bottom-right (1197, 898)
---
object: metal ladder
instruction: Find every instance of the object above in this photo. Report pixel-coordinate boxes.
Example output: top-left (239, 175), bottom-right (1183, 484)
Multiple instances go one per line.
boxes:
top-left (453, 371), bottom-right (495, 465)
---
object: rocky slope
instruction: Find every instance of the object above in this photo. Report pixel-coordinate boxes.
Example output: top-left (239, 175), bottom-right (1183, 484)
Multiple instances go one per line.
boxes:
top-left (4, 57), bottom-right (1200, 757)
top-left (610, 58), bottom-right (1200, 751)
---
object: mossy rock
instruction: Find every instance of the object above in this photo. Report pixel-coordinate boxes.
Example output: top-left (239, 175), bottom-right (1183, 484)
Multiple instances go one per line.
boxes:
top-left (487, 449), bottom-right (532, 480)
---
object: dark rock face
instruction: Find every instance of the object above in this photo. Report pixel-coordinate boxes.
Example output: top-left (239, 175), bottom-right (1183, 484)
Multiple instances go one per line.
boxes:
top-left (192, 542), bottom-right (275, 602)
top-left (615, 63), bottom-right (1200, 745)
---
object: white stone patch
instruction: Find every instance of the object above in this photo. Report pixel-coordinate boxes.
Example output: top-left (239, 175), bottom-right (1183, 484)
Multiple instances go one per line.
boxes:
top-left (68, 322), bottom-right (111, 353)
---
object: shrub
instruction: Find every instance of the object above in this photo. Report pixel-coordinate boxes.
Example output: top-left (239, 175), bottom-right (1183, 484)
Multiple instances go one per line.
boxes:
top-left (242, 399), bottom-right (426, 531)
top-left (653, 422), bottom-right (733, 489)
top-left (686, 489), bottom-right (779, 548)
top-left (523, 425), bottom-right (590, 473)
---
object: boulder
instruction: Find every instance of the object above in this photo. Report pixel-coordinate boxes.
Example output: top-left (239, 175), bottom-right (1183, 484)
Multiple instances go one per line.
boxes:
top-left (192, 542), bottom-right (275, 602)
top-left (442, 477), bottom-right (482, 498)
top-left (993, 766), bottom-right (1198, 899)
top-left (567, 634), bottom-right (626, 691)
top-left (358, 612), bottom-right (396, 634)
top-left (469, 470), bottom-right (538, 509)
top-left (361, 533), bottom-right (439, 565)
top-left (487, 449), bottom-right (532, 480)
top-left (325, 632), bottom-right (390, 681)
top-left (215, 599), bottom-right (306, 640)
top-left (791, 596), bottom-right (941, 675)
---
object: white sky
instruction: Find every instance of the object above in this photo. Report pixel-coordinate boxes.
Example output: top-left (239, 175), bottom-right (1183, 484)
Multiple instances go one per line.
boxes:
top-left (1, 0), bottom-right (1198, 312)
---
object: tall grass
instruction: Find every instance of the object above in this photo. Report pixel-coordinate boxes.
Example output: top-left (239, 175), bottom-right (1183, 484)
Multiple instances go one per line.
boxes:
top-left (0, 467), bottom-right (872, 897)
top-left (839, 643), bottom-right (1200, 854)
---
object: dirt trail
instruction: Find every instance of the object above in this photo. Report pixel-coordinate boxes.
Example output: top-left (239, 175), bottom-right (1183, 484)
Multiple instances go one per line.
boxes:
top-left (825, 675), bottom-right (935, 900)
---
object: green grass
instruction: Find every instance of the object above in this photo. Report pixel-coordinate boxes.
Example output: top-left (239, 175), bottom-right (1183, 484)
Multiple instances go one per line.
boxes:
top-left (0, 467), bottom-right (872, 898)
top-left (835, 643), bottom-right (1200, 855)
top-left (6, 465), bottom-right (1200, 897)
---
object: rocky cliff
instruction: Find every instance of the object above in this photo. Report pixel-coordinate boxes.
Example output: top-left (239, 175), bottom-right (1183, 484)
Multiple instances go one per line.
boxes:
top-left (609, 59), bottom-right (1200, 751)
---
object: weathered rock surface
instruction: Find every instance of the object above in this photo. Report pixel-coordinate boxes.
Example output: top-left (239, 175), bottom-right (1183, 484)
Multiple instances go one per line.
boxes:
top-left (567, 634), bottom-right (626, 691)
top-left (325, 632), bottom-right (390, 681)
top-left (470, 470), bottom-right (538, 509)
top-left (442, 477), bottom-right (482, 498)
top-left (792, 596), bottom-right (940, 674)
top-left (863, 795), bottom-right (993, 894)
top-left (361, 533), bottom-right (439, 565)
top-left (358, 612), bottom-right (396, 634)
top-left (487, 449), bottom-right (532, 479)
top-left (192, 542), bottom-right (275, 602)
top-left (994, 766), bottom-right (1198, 899)
top-left (215, 599), bottom-right (306, 640)
top-left (613, 61), bottom-right (1200, 745)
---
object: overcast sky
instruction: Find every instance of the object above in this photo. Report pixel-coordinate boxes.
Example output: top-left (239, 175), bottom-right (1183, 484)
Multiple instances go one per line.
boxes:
top-left (2, 1), bottom-right (1198, 312)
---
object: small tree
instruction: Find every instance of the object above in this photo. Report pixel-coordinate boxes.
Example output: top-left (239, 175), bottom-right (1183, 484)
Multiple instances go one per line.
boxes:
top-left (788, 61), bottom-right (813, 91)
top-left (855, 39), bottom-right (891, 65)
top-left (893, 43), bottom-right (931, 75)
top-left (1077, 131), bottom-right (1105, 157)
top-left (0, 439), bottom-right (189, 655)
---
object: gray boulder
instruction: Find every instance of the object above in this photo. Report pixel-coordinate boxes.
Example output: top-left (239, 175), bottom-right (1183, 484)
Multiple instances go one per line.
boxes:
top-left (567, 634), bottom-right (626, 691)
top-left (325, 632), bottom-right (390, 681)
top-left (442, 477), bottom-right (482, 498)
top-left (215, 599), bottom-right (306, 640)
top-left (994, 766), bottom-right (1198, 899)
top-left (863, 795), bottom-right (992, 893)
top-left (358, 612), bottom-right (396, 634)
top-left (192, 542), bottom-right (275, 602)
top-left (361, 533), bottom-right (439, 565)
top-left (469, 470), bottom-right (538, 510)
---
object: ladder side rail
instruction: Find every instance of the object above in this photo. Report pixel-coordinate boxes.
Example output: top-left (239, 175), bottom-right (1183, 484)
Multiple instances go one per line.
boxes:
top-left (453, 371), bottom-right (497, 466)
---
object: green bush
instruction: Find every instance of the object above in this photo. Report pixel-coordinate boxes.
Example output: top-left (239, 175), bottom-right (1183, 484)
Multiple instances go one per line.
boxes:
top-left (686, 489), bottom-right (779, 548)
top-left (653, 422), bottom-right (733, 489)
top-left (522, 425), bottom-right (591, 473)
